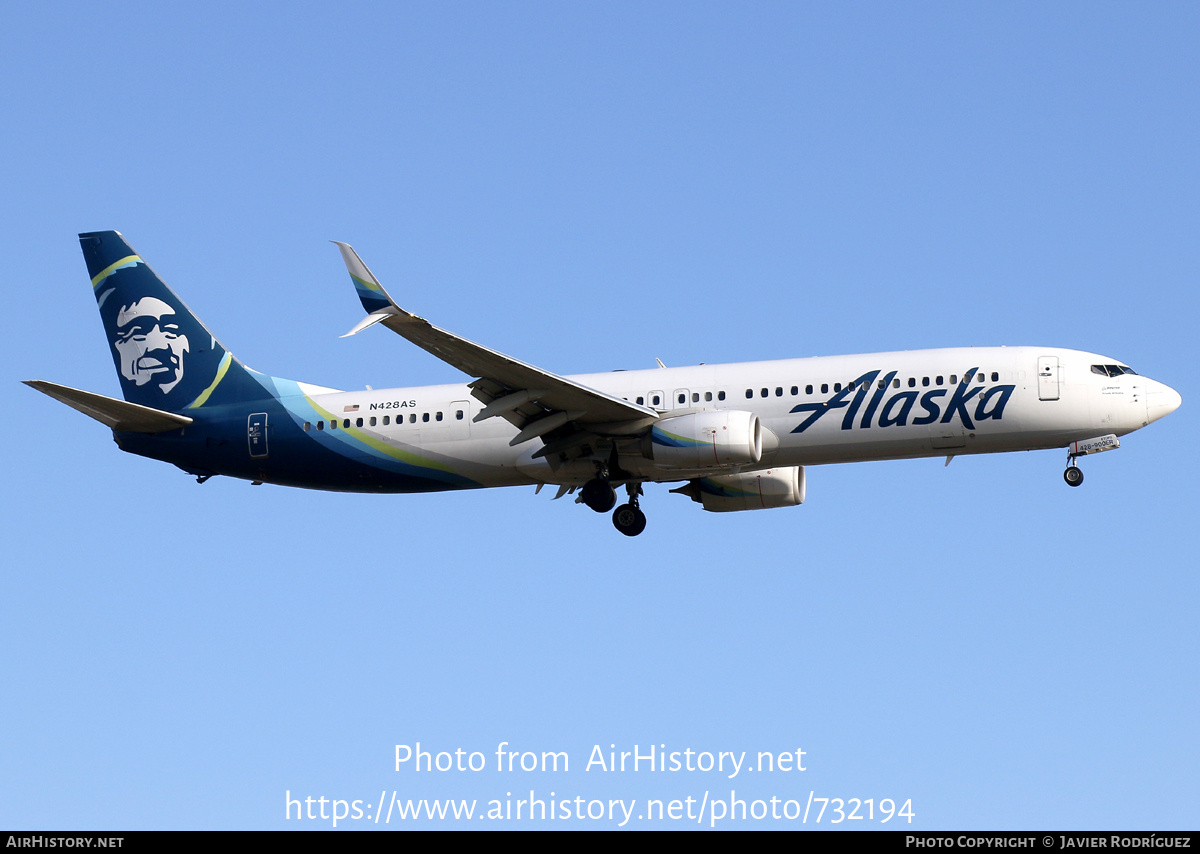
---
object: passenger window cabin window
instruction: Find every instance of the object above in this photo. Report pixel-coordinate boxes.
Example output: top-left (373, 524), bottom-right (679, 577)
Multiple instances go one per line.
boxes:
top-left (718, 391), bottom-right (726, 401)
top-left (356, 417), bottom-right (363, 427)
top-left (436, 412), bottom-right (443, 421)
top-left (678, 393), bottom-right (686, 404)
top-left (692, 393), bottom-right (699, 403)
top-left (936, 376), bottom-right (944, 386)
top-left (761, 388), bottom-right (768, 398)
top-left (892, 379), bottom-right (900, 388)
top-left (704, 392), bottom-right (712, 402)
top-left (790, 386), bottom-right (798, 396)
top-left (775, 387), bottom-right (783, 396)
top-left (304, 422), bottom-right (311, 432)
top-left (330, 420), bottom-right (337, 430)
top-left (821, 383), bottom-right (829, 394)
top-left (991, 372), bottom-right (999, 382)
top-left (637, 396), bottom-right (644, 405)
top-left (343, 419), bottom-right (350, 428)
top-left (409, 414), bottom-right (416, 423)
top-left (746, 389), bottom-right (753, 399)
top-left (922, 377), bottom-right (930, 387)
top-left (370, 416), bottom-right (377, 427)
top-left (317, 421), bottom-right (324, 430)
top-left (456, 410), bottom-right (464, 420)
top-left (908, 377), bottom-right (916, 388)
top-left (950, 375), bottom-right (958, 384)
top-left (834, 383), bottom-right (842, 392)
top-left (422, 413), bottom-right (430, 422)
top-left (652, 394), bottom-right (661, 406)
top-left (806, 385), bottom-right (813, 395)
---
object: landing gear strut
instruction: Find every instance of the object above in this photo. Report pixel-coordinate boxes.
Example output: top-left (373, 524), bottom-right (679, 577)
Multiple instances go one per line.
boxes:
top-left (612, 483), bottom-right (647, 537)
top-left (1064, 449), bottom-right (1084, 487)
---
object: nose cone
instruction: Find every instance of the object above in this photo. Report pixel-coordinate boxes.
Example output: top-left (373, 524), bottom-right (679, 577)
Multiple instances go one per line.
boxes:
top-left (1146, 380), bottom-right (1182, 425)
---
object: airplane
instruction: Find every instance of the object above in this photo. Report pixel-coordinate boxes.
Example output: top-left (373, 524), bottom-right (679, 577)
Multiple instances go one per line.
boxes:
top-left (26, 231), bottom-right (1182, 536)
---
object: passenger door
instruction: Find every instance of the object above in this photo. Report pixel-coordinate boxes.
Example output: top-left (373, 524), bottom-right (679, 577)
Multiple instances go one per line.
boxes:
top-left (1037, 356), bottom-right (1060, 401)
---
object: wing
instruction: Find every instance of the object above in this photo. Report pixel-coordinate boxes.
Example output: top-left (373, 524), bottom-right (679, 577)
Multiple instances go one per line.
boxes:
top-left (333, 243), bottom-right (657, 455)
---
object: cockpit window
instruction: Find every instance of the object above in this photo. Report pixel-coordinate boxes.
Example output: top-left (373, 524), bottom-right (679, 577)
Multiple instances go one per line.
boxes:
top-left (1092, 364), bottom-right (1138, 377)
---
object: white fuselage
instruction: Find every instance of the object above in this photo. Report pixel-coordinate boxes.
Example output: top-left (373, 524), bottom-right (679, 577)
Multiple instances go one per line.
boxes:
top-left (300, 346), bottom-right (1178, 488)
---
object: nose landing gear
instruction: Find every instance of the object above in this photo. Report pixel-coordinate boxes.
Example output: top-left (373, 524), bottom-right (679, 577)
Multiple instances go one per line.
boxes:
top-left (1061, 434), bottom-right (1121, 486)
top-left (1063, 448), bottom-right (1084, 487)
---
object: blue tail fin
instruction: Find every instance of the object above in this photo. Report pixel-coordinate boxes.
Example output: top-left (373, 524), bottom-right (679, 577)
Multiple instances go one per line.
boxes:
top-left (81, 231), bottom-right (266, 411)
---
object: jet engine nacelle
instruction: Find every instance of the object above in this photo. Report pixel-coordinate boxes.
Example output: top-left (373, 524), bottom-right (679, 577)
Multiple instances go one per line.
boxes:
top-left (672, 466), bottom-right (806, 512)
top-left (648, 410), bottom-right (762, 469)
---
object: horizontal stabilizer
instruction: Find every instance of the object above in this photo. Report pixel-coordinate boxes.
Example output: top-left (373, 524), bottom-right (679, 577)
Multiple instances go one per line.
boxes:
top-left (24, 380), bottom-right (194, 433)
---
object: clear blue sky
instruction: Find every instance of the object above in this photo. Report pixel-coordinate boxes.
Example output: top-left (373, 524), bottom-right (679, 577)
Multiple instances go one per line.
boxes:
top-left (2, 2), bottom-right (1196, 830)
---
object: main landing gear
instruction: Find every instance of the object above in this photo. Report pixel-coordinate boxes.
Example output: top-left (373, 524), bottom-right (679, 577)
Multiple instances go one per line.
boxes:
top-left (612, 484), bottom-right (647, 537)
top-left (577, 476), bottom-right (648, 536)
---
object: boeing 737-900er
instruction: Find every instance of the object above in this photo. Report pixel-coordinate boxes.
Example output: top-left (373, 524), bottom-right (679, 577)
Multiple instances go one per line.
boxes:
top-left (26, 231), bottom-right (1182, 536)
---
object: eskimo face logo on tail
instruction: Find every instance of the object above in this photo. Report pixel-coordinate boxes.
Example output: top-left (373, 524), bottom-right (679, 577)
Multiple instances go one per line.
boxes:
top-left (790, 367), bottom-right (1016, 433)
top-left (97, 276), bottom-right (227, 409)
top-left (112, 297), bottom-right (190, 394)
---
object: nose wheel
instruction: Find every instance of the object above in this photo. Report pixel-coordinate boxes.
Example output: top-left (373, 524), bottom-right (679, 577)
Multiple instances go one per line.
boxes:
top-left (612, 483), bottom-right (648, 536)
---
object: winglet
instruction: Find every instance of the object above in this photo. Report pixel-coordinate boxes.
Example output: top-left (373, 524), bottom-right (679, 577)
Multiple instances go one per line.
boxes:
top-left (332, 241), bottom-right (397, 315)
top-left (328, 241), bottom-right (657, 427)
top-left (341, 308), bottom-right (397, 338)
